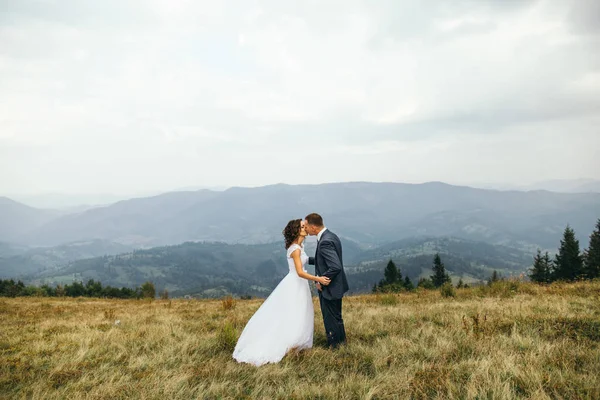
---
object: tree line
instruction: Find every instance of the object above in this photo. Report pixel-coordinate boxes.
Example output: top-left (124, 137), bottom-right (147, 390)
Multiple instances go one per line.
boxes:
top-left (4, 219), bottom-right (597, 298)
top-left (372, 252), bottom-right (459, 293)
top-left (373, 218), bottom-right (600, 293)
top-left (529, 219), bottom-right (600, 283)
top-left (0, 278), bottom-right (161, 299)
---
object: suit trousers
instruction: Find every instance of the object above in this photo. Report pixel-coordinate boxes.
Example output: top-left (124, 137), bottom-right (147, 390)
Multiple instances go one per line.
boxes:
top-left (318, 294), bottom-right (346, 347)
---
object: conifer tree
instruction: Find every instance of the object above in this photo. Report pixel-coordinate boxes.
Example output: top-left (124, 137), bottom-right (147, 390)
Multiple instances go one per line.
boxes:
top-left (529, 249), bottom-right (552, 283)
top-left (384, 259), bottom-right (401, 284)
top-left (430, 253), bottom-right (451, 288)
top-left (376, 260), bottom-right (409, 292)
top-left (583, 219), bottom-right (600, 279)
top-left (553, 225), bottom-right (584, 281)
top-left (372, 283), bottom-right (378, 293)
top-left (487, 270), bottom-right (501, 286)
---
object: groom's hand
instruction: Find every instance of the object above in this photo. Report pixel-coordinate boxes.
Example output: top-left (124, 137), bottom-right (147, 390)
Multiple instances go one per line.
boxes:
top-left (316, 282), bottom-right (322, 291)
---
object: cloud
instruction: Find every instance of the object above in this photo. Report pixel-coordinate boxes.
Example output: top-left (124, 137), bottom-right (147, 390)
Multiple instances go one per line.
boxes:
top-left (568, 0), bottom-right (600, 35)
top-left (0, 0), bottom-right (599, 194)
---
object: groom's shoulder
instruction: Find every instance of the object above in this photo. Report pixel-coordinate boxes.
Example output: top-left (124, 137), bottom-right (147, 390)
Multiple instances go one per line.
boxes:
top-left (325, 229), bottom-right (341, 242)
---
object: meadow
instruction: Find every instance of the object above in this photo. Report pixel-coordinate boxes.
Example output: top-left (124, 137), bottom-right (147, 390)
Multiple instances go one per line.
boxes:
top-left (1, 280), bottom-right (599, 399)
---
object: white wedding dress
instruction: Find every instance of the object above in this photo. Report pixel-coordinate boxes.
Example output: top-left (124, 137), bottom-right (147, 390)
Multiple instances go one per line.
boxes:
top-left (233, 243), bottom-right (314, 366)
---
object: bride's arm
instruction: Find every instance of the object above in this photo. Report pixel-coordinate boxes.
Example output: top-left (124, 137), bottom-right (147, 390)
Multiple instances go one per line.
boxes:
top-left (291, 249), bottom-right (330, 285)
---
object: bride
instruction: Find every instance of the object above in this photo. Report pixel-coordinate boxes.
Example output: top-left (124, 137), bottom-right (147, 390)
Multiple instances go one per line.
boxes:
top-left (232, 219), bottom-right (331, 366)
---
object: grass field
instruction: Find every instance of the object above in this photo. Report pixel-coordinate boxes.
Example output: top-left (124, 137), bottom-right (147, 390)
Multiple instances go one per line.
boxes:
top-left (1, 280), bottom-right (599, 399)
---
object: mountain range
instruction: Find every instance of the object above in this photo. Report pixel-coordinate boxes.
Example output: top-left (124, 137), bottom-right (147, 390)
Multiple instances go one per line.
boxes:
top-left (14, 236), bottom-right (534, 297)
top-left (0, 197), bottom-right (62, 242)
top-left (2, 181), bottom-right (597, 297)
top-left (1, 182), bottom-right (598, 249)
top-left (489, 179), bottom-right (600, 193)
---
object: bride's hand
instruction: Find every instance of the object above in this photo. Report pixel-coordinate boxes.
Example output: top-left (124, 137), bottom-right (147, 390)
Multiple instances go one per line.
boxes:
top-left (318, 276), bottom-right (331, 286)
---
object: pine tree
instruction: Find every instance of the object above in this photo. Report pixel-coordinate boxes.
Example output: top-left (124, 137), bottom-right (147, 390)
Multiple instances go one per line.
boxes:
top-left (384, 260), bottom-right (401, 285)
top-left (430, 253), bottom-right (451, 288)
top-left (583, 219), bottom-right (600, 279)
top-left (542, 251), bottom-right (552, 282)
top-left (553, 225), bottom-right (584, 281)
top-left (456, 278), bottom-right (464, 289)
top-left (529, 249), bottom-right (552, 283)
top-left (372, 283), bottom-right (378, 293)
top-left (487, 270), bottom-right (500, 286)
top-left (403, 276), bottom-right (414, 290)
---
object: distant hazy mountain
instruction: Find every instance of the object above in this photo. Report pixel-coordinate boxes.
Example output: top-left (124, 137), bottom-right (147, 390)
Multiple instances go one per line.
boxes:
top-left (527, 179), bottom-right (600, 193)
top-left (474, 179), bottom-right (600, 193)
top-left (0, 241), bottom-right (30, 258)
top-left (11, 187), bottom-right (229, 209)
top-left (11, 182), bottom-right (598, 249)
top-left (0, 239), bottom-right (135, 278)
top-left (172, 185), bottom-right (229, 192)
top-left (23, 236), bottom-right (535, 297)
top-left (0, 197), bottom-right (61, 242)
top-left (10, 192), bottom-right (157, 209)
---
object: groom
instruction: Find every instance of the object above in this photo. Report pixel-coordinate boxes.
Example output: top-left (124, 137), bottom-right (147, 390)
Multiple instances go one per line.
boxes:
top-left (305, 213), bottom-right (349, 348)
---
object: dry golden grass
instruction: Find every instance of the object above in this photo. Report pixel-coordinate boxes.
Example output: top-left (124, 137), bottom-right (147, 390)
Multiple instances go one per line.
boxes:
top-left (1, 280), bottom-right (599, 399)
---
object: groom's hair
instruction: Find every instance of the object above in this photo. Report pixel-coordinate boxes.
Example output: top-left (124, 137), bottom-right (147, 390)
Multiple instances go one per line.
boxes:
top-left (305, 213), bottom-right (324, 227)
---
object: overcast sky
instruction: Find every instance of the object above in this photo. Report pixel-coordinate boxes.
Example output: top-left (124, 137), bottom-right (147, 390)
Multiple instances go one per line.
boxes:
top-left (1, 0), bottom-right (599, 196)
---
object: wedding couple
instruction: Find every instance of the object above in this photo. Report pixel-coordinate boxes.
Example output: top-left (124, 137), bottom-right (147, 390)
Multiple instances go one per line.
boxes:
top-left (233, 213), bottom-right (349, 366)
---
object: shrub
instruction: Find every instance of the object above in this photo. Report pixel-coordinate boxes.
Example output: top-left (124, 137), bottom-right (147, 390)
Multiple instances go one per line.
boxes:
top-left (440, 282), bottom-right (456, 298)
top-left (215, 321), bottom-right (238, 352)
top-left (476, 279), bottom-right (522, 298)
top-left (221, 296), bottom-right (236, 311)
top-left (55, 284), bottom-right (66, 297)
top-left (417, 277), bottom-right (436, 290)
top-left (141, 282), bottom-right (156, 299)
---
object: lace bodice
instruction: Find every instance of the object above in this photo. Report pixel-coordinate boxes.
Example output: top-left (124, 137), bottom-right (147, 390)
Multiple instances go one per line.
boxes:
top-left (286, 244), bottom-right (308, 274)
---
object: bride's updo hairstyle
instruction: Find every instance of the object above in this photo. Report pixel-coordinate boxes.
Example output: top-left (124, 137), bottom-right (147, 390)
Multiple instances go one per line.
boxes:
top-left (283, 219), bottom-right (302, 249)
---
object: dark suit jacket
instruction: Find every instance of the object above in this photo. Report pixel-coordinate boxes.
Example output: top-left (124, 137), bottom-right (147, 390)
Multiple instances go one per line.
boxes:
top-left (308, 229), bottom-right (349, 300)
